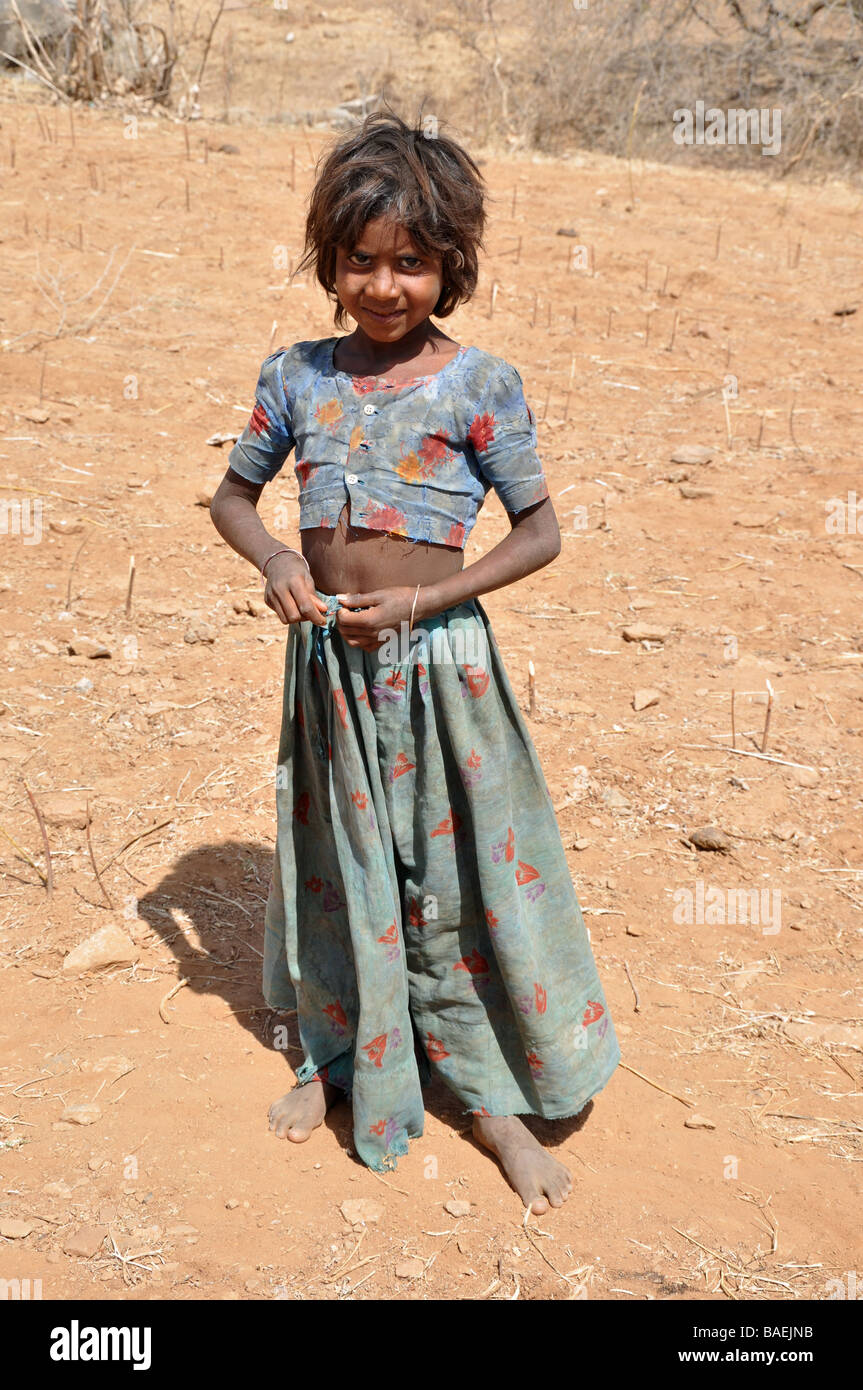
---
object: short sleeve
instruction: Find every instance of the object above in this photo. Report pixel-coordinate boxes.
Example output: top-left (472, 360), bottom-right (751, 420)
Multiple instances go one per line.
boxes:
top-left (468, 361), bottom-right (549, 514)
top-left (227, 350), bottom-right (295, 486)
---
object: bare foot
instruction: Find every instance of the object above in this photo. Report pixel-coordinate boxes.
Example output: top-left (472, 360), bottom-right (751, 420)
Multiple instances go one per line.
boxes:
top-left (268, 1079), bottom-right (341, 1144)
top-left (472, 1114), bottom-right (572, 1215)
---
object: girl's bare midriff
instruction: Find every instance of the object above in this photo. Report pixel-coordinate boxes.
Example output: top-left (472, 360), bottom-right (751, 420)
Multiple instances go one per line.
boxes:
top-left (301, 334), bottom-right (467, 595)
top-left (301, 502), bottom-right (465, 595)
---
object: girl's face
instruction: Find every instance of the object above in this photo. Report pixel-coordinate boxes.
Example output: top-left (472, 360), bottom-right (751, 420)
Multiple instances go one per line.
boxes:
top-left (334, 216), bottom-right (444, 341)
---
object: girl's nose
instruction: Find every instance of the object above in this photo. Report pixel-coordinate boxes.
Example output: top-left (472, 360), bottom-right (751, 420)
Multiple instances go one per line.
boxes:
top-left (368, 265), bottom-right (397, 296)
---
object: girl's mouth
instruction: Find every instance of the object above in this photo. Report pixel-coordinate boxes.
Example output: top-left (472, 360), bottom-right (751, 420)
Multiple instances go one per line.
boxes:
top-left (363, 307), bottom-right (404, 323)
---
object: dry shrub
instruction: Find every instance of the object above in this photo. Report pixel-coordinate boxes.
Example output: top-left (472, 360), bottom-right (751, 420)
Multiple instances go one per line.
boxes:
top-left (0, 0), bottom-right (225, 109)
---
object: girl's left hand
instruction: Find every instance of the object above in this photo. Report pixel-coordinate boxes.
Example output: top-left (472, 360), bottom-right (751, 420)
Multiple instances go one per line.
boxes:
top-left (335, 587), bottom-right (419, 651)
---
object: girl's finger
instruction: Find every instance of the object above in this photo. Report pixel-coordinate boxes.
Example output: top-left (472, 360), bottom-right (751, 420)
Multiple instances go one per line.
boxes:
top-left (336, 591), bottom-right (379, 611)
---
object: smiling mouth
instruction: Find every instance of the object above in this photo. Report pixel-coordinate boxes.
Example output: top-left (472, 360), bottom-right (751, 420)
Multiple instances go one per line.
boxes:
top-left (363, 307), bottom-right (403, 320)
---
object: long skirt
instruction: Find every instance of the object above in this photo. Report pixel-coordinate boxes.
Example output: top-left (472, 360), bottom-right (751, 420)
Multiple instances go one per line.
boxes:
top-left (263, 590), bottom-right (620, 1172)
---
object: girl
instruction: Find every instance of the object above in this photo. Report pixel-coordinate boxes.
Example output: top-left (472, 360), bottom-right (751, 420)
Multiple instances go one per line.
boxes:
top-left (210, 110), bottom-right (619, 1215)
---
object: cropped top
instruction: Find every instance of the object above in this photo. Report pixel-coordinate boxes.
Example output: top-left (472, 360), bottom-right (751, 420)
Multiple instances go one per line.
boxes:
top-left (226, 336), bottom-right (549, 549)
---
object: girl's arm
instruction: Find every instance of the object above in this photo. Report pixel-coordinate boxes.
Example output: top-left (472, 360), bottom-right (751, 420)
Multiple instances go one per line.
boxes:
top-left (210, 468), bottom-right (328, 626)
top-left (418, 496), bottom-right (560, 618)
top-left (335, 497), bottom-right (560, 647)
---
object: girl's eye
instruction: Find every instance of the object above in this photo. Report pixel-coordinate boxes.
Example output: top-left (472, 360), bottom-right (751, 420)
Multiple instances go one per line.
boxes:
top-left (347, 253), bottom-right (423, 268)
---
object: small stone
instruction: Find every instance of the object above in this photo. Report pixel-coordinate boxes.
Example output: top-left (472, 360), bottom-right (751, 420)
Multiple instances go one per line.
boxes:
top-left (66, 637), bottom-right (111, 659)
top-left (63, 923), bottom-right (139, 974)
top-left (231, 596), bottom-right (252, 614)
top-left (81, 1055), bottom-right (133, 1079)
top-left (622, 623), bottom-right (669, 644)
top-left (791, 766), bottom-right (819, 787)
top-left (625, 923), bottom-right (645, 937)
top-left (0, 1217), bottom-right (35, 1238)
top-left (670, 445), bottom-right (714, 466)
top-left (43, 1180), bottom-right (73, 1197)
top-left (183, 621), bottom-right (217, 645)
top-left (167, 1223), bottom-right (199, 1238)
top-left (64, 1225), bottom-right (108, 1258)
top-left (684, 1114), bottom-right (716, 1130)
top-left (195, 490), bottom-right (214, 507)
top-left (225, 1198), bottom-right (239, 1210)
top-left (74, 677), bottom-right (94, 694)
top-left (395, 1256), bottom-right (425, 1279)
top-left (22, 406), bottom-right (50, 424)
top-left (573, 838), bottom-right (591, 851)
top-left (632, 688), bottom-right (661, 711)
top-left (444, 1198), bottom-right (471, 1218)
top-left (600, 786), bottom-right (631, 812)
top-left (686, 825), bottom-right (732, 854)
top-left (49, 517), bottom-right (83, 536)
top-left (339, 1198), bottom-right (382, 1227)
top-left (60, 1102), bottom-right (102, 1126)
top-left (772, 823), bottom-right (799, 842)
top-left (679, 484), bottom-right (714, 499)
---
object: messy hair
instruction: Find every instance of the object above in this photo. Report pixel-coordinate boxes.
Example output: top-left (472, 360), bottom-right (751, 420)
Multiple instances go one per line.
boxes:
top-left (295, 104), bottom-right (487, 330)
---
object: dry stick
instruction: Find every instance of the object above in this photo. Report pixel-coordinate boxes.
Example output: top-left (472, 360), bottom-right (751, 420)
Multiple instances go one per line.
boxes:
top-left (666, 310), bottom-right (679, 353)
top-left (619, 1061), bottom-right (693, 1108)
top-left (626, 78), bottom-right (646, 205)
top-left (65, 533), bottom-right (89, 610)
top-left (489, 280), bottom-right (499, 318)
top-left (761, 679), bottom-right (775, 754)
top-left (661, 263), bottom-right (670, 295)
top-left (0, 825), bottom-right (47, 885)
top-left (124, 555), bottom-right (135, 619)
top-left (22, 782), bottom-right (53, 896)
top-left (714, 222), bottom-right (722, 259)
top-left (730, 688), bottom-right (736, 749)
top-left (623, 960), bottom-right (641, 1012)
top-left (756, 413), bottom-right (765, 449)
top-left (85, 799), bottom-right (113, 909)
top-left (681, 744), bottom-right (815, 771)
top-left (527, 660), bottom-right (536, 718)
top-left (159, 977), bottom-right (189, 1024)
top-left (789, 393), bottom-right (804, 456)
top-left (99, 818), bottom-right (174, 875)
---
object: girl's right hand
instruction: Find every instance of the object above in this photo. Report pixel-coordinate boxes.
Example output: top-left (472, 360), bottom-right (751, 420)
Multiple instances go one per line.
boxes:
top-left (263, 553), bottom-right (329, 627)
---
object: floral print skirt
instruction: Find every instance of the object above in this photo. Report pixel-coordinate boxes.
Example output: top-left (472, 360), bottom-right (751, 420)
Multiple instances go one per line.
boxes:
top-left (263, 590), bottom-right (620, 1171)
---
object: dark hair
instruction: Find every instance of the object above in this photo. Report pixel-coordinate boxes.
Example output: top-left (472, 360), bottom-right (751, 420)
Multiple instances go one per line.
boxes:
top-left (295, 104), bottom-right (487, 330)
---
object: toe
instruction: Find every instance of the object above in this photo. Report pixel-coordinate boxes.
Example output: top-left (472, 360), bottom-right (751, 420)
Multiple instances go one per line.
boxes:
top-left (529, 1194), bottom-right (549, 1215)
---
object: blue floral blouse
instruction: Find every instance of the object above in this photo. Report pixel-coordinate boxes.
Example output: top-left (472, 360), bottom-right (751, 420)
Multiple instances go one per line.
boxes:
top-left (227, 336), bottom-right (549, 548)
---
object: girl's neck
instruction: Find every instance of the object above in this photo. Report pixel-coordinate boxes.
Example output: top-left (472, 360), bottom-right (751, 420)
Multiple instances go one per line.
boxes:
top-left (337, 320), bottom-right (457, 375)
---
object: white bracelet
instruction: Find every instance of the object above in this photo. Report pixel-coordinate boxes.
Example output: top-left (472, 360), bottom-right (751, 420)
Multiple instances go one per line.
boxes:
top-left (260, 546), bottom-right (311, 579)
top-left (409, 583), bottom-right (421, 633)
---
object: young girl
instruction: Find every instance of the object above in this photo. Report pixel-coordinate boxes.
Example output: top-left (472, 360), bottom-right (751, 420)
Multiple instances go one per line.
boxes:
top-left (210, 110), bottom-right (619, 1215)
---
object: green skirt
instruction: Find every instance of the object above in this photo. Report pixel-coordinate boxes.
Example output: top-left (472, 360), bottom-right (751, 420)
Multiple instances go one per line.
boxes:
top-left (264, 591), bottom-right (620, 1171)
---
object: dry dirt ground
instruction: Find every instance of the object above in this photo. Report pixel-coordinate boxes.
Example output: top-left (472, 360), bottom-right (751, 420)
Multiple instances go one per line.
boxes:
top-left (0, 93), bottom-right (862, 1302)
